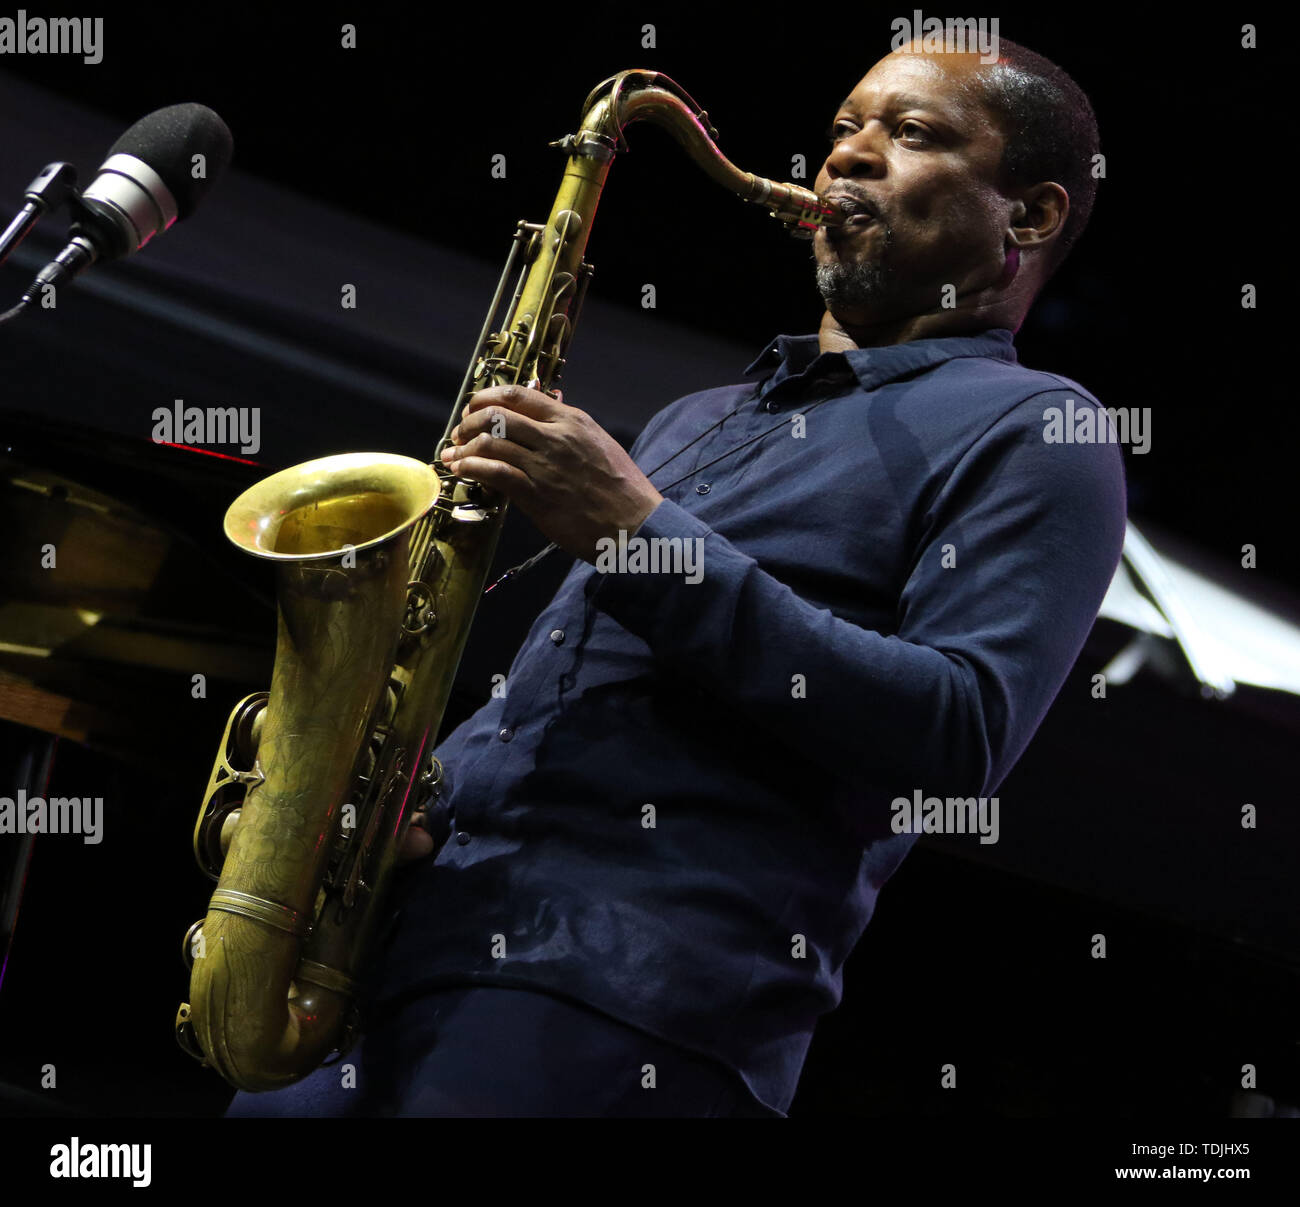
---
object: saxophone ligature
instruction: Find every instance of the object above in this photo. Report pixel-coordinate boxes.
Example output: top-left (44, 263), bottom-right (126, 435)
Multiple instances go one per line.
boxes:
top-left (175, 68), bottom-right (843, 1092)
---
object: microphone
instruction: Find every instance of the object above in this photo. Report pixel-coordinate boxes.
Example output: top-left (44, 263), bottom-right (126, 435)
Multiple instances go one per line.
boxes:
top-left (20, 103), bottom-right (233, 307)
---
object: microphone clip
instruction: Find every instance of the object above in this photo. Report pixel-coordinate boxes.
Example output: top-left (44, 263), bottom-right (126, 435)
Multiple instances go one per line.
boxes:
top-left (0, 162), bottom-right (80, 271)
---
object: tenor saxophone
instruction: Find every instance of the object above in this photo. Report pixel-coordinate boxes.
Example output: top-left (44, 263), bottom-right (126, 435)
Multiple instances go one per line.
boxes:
top-left (175, 68), bottom-right (842, 1092)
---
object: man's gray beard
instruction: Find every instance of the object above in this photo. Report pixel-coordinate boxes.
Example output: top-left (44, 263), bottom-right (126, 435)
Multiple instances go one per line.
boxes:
top-left (814, 225), bottom-right (895, 310)
top-left (815, 258), bottom-right (894, 310)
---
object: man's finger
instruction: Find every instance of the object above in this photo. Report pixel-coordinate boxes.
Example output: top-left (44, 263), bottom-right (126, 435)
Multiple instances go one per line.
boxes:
top-left (464, 384), bottom-right (562, 421)
top-left (440, 455), bottom-right (535, 498)
top-left (452, 409), bottom-right (547, 450)
top-left (441, 435), bottom-right (536, 473)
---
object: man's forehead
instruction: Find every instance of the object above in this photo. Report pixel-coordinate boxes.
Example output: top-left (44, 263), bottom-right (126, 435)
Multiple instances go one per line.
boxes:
top-left (838, 50), bottom-right (994, 119)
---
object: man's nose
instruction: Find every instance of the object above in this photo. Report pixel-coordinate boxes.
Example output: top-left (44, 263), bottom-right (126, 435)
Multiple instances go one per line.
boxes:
top-left (821, 131), bottom-right (886, 182)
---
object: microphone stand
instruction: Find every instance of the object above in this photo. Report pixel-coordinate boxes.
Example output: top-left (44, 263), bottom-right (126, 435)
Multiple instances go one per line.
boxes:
top-left (0, 163), bottom-right (78, 323)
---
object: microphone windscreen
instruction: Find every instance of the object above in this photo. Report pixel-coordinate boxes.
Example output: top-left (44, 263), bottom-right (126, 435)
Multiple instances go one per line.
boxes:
top-left (108, 103), bottom-right (233, 218)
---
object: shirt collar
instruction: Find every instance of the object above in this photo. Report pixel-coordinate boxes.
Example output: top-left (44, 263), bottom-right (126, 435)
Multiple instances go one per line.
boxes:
top-left (744, 328), bottom-right (1018, 392)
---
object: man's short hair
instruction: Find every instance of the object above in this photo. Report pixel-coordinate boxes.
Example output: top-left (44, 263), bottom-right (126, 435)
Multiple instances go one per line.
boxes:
top-left (966, 39), bottom-right (1100, 275)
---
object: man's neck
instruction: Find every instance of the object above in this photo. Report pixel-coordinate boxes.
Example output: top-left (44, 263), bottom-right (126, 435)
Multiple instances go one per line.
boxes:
top-left (817, 302), bottom-right (1022, 353)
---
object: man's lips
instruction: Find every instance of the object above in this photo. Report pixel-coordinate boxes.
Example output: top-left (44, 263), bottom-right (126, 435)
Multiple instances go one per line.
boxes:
top-left (822, 193), bottom-right (879, 231)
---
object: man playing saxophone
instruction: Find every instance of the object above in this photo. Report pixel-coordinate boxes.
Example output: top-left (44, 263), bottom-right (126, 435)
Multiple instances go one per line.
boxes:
top-left (228, 37), bottom-right (1124, 1118)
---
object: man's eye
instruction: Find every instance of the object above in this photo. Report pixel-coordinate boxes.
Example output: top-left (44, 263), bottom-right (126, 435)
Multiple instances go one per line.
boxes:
top-left (826, 119), bottom-right (933, 145)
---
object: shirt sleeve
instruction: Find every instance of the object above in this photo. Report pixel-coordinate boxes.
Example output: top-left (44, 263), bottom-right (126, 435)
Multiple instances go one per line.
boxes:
top-left (590, 389), bottom-right (1128, 798)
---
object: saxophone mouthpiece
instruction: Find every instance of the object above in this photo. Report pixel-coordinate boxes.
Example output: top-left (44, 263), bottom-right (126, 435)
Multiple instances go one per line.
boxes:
top-left (764, 180), bottom-right (846, 239)
top-left (818, 195), bottom-right (850, 224)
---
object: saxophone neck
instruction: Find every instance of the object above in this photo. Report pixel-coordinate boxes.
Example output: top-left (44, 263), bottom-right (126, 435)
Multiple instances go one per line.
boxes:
top-left (566, 69), bottom-right (843, 238)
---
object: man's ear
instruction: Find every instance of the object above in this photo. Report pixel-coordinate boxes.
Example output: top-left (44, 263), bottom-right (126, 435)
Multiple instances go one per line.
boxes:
top-left (1008, 182), bottom-right (1069, 251)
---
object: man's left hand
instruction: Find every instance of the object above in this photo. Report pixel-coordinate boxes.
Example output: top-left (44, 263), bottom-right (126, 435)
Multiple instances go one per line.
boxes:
top-left (439, 384), bottom-right (664, 563)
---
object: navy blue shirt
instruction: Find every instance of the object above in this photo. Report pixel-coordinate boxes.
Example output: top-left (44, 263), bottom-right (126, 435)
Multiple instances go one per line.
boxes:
top-left (378, 327), bottom-right (1127, 1115)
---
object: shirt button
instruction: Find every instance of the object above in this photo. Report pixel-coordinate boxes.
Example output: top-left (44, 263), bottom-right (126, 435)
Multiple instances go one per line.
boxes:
top-left (549, 628), bottom-right (565, 645)
top-left (696, 483), bottom-right (710, 495)
top-left (455, 831), bottom-right (471, 845)
top-left (498, 727), bottom-right (514, 742)
top-left (765, 399), bottom-right (779, 412)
